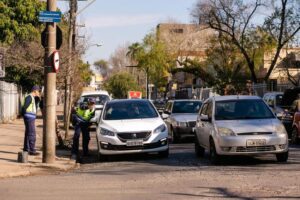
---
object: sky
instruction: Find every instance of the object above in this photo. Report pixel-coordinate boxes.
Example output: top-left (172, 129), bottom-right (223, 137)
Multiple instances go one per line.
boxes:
top-left (57, 0), bottom-right (198, 66)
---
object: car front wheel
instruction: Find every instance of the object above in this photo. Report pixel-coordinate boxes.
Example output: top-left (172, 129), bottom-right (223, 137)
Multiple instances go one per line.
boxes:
top-left (276, 151), bottom-right (288, 162)
top-left (195, 137), bottom-right (205, 157)
top-left (209, 139), bottom-right (221, 165)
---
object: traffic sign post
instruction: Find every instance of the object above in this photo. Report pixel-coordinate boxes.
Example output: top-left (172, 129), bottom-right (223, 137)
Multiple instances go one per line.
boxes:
top-left (39, 11), bottom-right (61, 23)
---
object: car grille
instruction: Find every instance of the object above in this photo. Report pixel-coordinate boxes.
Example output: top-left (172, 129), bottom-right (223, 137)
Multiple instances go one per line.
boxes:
top-left (236, 146), bottom-right (276, 152)
top-left (117, 131), bottom-right (151, 142)
top-left (237, 132), bottom-right (273, 136)
top-left (100, 140), bottom-right (167, 151)
top-left (187, 121), bottom-right (196, 127)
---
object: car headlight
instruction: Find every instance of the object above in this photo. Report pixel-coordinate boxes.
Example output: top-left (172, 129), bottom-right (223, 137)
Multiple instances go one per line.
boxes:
top-left (275, 124), bottom-right (287, 136)
top-left (100, 128), bottom-right (115, 136)
top-left (176, 121), bottom-right (187, 127)
top-left (218, 127), bottom-right (235, 136)
top-left (154, 124), bottom-right (167, 134)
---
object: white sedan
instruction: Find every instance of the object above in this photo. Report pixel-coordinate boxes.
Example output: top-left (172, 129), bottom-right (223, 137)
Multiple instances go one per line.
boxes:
top-left (96, 99), bottom-right (169, 161)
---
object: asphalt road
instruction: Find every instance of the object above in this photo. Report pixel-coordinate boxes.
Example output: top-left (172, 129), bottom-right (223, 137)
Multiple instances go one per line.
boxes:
top-left (1, 137), bottom-right (300, 200)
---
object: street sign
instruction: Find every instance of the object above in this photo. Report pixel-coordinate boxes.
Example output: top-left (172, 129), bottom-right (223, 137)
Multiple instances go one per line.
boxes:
top-left (52, 51), bottom-right (60, 72)
top-left (41, 25), bottom-right (63, 49)
top-left (39, 11), bottom-right (61, 23)
top-left (128, 91), bottom-right (142, 99)
top-left (0, 49), bottom-right (5, 78)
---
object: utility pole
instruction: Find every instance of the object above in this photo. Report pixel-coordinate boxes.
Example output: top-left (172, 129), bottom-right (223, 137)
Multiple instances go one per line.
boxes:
top-left (43, 0), bottom-right (57, 163)
top-left (64, 0), bottom-right (77, 138)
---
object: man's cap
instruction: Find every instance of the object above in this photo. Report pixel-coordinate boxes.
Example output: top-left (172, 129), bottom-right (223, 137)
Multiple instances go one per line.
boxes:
top-left (31, 85), bottom-right (41, 92)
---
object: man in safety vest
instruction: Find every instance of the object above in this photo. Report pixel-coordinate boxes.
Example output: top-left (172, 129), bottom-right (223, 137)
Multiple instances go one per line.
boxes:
top-left (22, 85), bottom-right (41, 155)
top-left (71, 98), bottom-right (95, 160)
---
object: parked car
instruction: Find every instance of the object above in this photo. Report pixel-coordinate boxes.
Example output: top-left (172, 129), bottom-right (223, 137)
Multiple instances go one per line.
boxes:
top-left (162, 100), bottom-right (202, 143)
top-left (263, 92), bottom-right (285, 118)
top-left (280, 87), bottom-right (300, 139)
top-left (194, 95), bottom-right (289, 164)
top-left (96, 99), bottom-right (169, 160)
top-left (152, 99), bottom-right (166, 114)
top-left (77, 90), bottom-right (111, 124)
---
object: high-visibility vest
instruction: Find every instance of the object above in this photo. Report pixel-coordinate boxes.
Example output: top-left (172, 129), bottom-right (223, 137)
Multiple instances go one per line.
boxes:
top-left (76, 107), bottom-right (95, 121)
top-left (22, 94), bottom-right (36, 115)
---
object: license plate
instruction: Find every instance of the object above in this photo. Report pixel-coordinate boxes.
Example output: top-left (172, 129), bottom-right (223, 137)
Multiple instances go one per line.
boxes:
top-left (126, 140), bottom-right (143, 147)
top-left (246, 139), bottom-right (266, 146)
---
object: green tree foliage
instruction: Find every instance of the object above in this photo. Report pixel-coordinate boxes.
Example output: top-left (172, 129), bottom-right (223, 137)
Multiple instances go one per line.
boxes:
top-left (94, 59), bottom-right (109, 78)
top-left (127, 32), bottom-right (175, 89)
top-left (0, 0), bottom-right (45, 44)
top-left (104, 72), bottom-right (142, 99)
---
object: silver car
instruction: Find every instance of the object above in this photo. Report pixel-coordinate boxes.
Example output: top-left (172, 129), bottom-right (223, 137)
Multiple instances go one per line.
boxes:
top-left (195, 96), bottom-right (289, 164)
top-left (162, 100), bottom-right (202, 142)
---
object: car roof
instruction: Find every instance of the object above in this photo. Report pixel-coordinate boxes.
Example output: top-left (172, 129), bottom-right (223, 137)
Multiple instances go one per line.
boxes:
top-left (263, 92), bottom-right (283, 96)
top-left (81, 90), bottom-right (109, 96)
top-left (211, 95), bottom-right (262, 102)
top-left (108, 99), bottom-right (151, 104)
top-left (168, 99), bottom-right (202, 102)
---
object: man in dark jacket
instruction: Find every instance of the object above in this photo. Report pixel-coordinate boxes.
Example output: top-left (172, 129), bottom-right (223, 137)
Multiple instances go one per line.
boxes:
top-left (22, 86), bottom-right (41, 156)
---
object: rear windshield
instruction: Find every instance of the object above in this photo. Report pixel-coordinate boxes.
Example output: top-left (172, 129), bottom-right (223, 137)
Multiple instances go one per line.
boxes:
top-left (172, 101), bottom-right (202, 113)
top-left (80, 94), bottom-right (109, 105)
top-left (215, 99), bottom-right (275, 120)
top-left (103, 101), bottom-right (158, 120)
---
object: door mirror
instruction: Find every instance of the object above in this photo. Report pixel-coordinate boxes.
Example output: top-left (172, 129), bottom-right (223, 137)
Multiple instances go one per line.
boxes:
top-left (200, 114), bottom-right (211, 122)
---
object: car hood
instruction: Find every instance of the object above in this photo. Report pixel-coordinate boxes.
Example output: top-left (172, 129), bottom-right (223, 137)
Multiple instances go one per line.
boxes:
top-left (172, 113), bottom-right (198, 122)
top-left (100, 118), bottom-right (165, 132)
top-left (215, 118), bottom-right (280, 133)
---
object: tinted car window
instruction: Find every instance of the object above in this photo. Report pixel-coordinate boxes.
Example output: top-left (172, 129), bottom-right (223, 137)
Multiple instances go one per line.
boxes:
top-left (81, 95), bottom-right (109, 105)
top-left (215, 99), bottom-right (275, 120)
top-left (103, 101), bottom-right (158, 120)
top-left (172, 101), bottom-right (202, 114)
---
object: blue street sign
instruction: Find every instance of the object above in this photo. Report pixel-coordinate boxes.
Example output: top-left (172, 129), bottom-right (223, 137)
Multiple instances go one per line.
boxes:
top-left (39, 11), bottom-right (61, 23)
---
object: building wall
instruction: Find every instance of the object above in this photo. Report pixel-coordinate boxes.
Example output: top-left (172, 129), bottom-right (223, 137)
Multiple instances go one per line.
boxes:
top-left (157, 23), bottom-right (215, 98)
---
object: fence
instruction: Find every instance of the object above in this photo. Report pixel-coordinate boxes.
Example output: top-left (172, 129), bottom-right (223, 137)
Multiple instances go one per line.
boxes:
top-left (0, 81), bottom-right (20, 123)
top-left (252, 83), bottom-right (292, 97)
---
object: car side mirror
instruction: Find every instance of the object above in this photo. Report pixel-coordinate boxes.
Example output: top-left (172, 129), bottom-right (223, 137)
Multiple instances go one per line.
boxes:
top-left (269, 104), bottom-right (274, 108)
top-left (161, 113), bottom-right (169, 120)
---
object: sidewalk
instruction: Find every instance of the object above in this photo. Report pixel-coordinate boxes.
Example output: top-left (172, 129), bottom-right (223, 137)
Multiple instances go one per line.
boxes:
top-left (0, 111), bottom-right (78, 179)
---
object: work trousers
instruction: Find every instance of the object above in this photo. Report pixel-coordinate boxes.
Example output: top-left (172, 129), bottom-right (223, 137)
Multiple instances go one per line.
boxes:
top-left (71, 121), bottom-right (90, 155)
top-left (23, 118), bottom-right (36, 153)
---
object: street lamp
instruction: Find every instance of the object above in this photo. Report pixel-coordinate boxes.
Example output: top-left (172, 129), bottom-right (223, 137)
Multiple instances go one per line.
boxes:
top-left (90, 43), bottom-right (102, 47)
top-left (126, 65), bottom-right (149, 99)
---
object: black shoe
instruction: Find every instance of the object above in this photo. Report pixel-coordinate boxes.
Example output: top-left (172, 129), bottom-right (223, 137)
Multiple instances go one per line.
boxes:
top-left (29, 152), bottom-right (40, 156)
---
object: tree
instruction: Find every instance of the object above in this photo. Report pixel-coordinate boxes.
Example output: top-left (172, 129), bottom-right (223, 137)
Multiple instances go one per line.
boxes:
top-left (192, 0), bottom-right (300, 83)
top-left (0, 0), bottom-right (45, 44)
top-left (263, 0), bottom-right (300, 80)
top-left (94, 59), bottom-right (109, 78)
top-left (104, 72), bottom-right (142, 99)
top-left (127, 32), bottom-right (175, 92)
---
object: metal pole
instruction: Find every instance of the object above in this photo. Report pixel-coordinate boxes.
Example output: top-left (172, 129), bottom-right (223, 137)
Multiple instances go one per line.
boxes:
top-left (146, 67), bottom-right (149, 99)
top-left (43, 0), bottom-right (57, 163)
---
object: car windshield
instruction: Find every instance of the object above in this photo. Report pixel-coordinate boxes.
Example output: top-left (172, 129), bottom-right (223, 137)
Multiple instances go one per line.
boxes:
top-left (81, 94), bottom-right (109, 105)
top-left (103, 101), bottom-right (158, 120)
top-left (172, 101), bottom-right (202, 114)
top-left (215, 99), bottom-right (275, 120)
